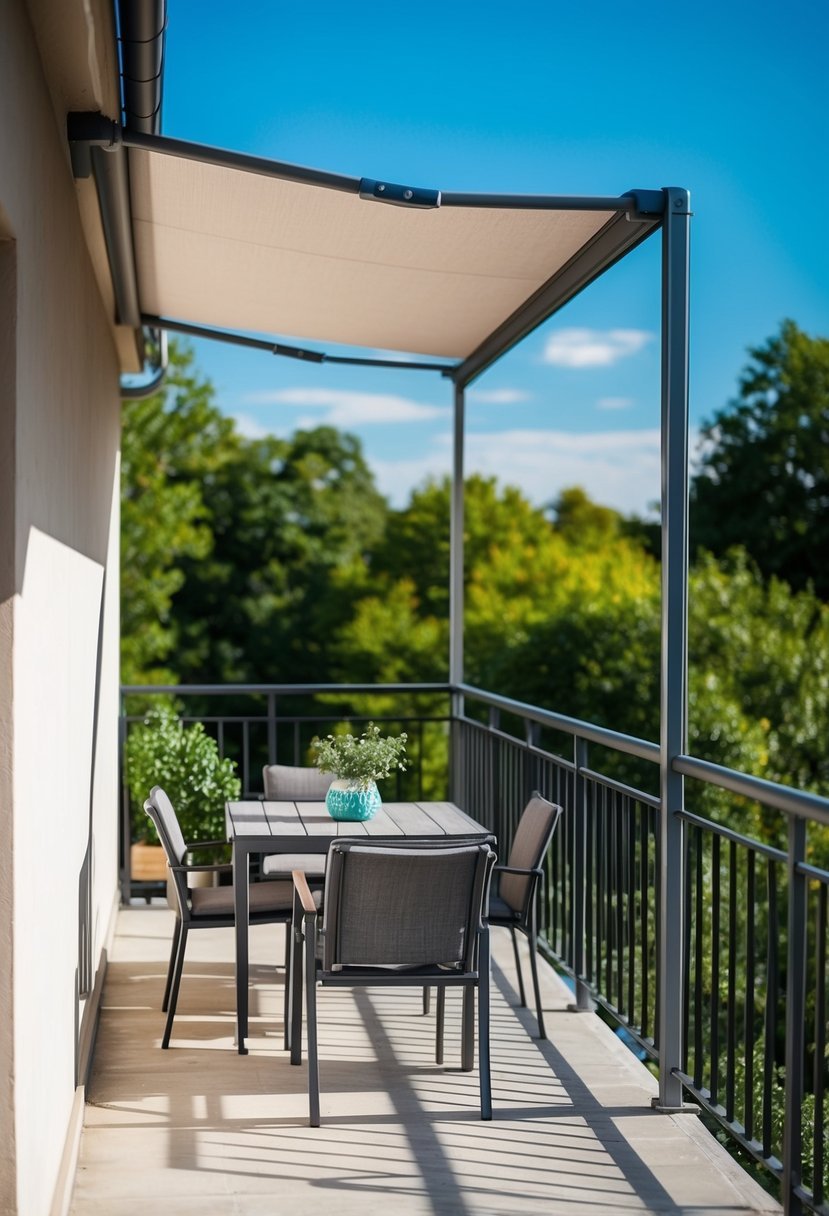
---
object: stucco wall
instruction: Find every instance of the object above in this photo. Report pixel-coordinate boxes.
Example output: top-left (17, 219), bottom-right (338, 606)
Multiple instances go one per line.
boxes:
top-left (0, 2), bottom-right (122, 1212)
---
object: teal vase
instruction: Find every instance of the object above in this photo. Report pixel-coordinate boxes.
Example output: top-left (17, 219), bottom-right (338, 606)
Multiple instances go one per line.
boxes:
top-left (325, 779), bottom-right (381, 821)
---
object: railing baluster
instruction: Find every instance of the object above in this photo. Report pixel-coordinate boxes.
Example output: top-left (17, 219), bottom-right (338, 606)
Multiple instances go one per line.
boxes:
top-left (242, 719), bottom-right (250, 796)
top-left (783, 816), bottom-right (807, 1213)
top-left (585, 778), bottom-right (594, 992)
top-left (814, 883), bottom-right (827, 1206)
top-left (571, 738), bottom-right (591, 1010)
top-left (682, 821), bottom-right (692, 1073)
top-left (744, 849), bottom-right (756, 1145)
top-left (726, 839), bottom-right (737, 1123)
top-left (710, 833), bottom-right (721, 1107)
top-left (694, 826), bottom-right (704, 1091)
top-left (267, 692), bottom-right (277, 764)
top-left (612, 783), bottom-right (619, 1011)
top-left (763, 859), bottom-right (779, 1161)
top-left (627, 795), bottom-right (636, 1026)
top-left (641, 801), bottom-right (649, 1041)
top-left (606, 783), bottom-right (614, 1000)
top-left (595, 782), bottom-right (604, 993)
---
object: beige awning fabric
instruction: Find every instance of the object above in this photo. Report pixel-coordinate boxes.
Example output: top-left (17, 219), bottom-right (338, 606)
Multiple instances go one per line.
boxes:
top-left (129, 147), bottom-right (620, 359)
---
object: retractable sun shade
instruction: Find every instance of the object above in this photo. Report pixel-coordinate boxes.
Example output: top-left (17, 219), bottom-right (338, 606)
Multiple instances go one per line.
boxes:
top-left (67, 116), bottom-right (665, 382)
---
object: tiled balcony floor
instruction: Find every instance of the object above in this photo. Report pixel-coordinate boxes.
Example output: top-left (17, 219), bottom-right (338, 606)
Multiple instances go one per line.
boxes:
top-left (70, 907), bottom-right (780, 1215)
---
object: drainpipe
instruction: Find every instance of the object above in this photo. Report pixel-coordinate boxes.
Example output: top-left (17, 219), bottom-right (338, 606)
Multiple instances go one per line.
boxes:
top-left (117, 0), bottom-right (166, 136)
top-left (115, 0), bottom-right (168, 392)
top-left (120, 327), bottom-right (167, 398)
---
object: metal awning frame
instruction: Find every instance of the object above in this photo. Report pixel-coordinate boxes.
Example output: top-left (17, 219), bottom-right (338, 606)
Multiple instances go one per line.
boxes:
top-left (67, 114), bottom-right (663, 387)
top-left (68, 112), bottom-right (691, 1112)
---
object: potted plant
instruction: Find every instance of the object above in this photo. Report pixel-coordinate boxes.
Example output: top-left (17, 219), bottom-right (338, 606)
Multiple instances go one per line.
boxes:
top-left (312, 722), bottom-right (407, 820)
top-left (126, 707), bottom-right (241, 881)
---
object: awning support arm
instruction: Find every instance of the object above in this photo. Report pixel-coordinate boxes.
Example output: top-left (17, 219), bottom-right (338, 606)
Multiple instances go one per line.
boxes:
top-left (141, 314), bottom-right (457, 374)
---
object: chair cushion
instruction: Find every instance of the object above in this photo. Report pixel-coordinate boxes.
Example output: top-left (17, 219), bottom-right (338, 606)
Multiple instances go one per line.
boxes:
top-left (486, 892), bottom-right (521, 924)
top-left (500, 794), bottom-right (561, 913)
top-left (190, 880), bottom-right (294, 916)
top-left (262, 852), bottom-right (326, 878)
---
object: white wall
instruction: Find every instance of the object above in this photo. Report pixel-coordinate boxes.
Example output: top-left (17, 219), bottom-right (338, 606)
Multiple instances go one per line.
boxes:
top-left (0, 1), bottom-right (122, 1211)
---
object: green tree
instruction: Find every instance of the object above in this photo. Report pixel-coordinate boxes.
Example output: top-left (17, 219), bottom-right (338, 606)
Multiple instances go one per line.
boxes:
top-left (121, 342), bottom-right (235, 683)
top-left (691, 320), bottom-right (829, 598)
top-left (170, 426), bottom-right (386, 684)
top-left (552, 485), bottom-right (622, 547)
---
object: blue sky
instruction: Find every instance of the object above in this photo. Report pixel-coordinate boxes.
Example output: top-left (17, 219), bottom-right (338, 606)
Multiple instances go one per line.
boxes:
top-left (159, 1), bottom-right (828, 516)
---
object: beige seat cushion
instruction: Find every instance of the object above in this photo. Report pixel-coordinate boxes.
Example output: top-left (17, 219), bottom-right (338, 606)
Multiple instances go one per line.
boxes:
top-left (262, 852), bottom-right (326, 878)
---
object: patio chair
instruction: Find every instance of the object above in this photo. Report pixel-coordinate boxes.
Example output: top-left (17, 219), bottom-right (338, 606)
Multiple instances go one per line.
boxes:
top-left (291, 838), bottom-right (496, 1125)
top-left (144, 785), bottom-right (302, 1049)
top-left (485, 791), bottom-right (562, 1038)
top-left (260, 763), bottom-right (334, 883)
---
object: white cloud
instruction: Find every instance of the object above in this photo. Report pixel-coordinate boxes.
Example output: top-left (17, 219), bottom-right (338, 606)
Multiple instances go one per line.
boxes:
top-left (368, 427), bottom-right (673, 516)
top-left (463, 428), bottom-right (662, 515)
top-left (232, 413), bottom-right (270, 439)
top-left (241, 387), bottom-right (447, 427)
top-left (596, 396), bottom-right (634, 411)
top-left (542, 328), bottom-right (654, 368)
top-left (467, 388), bottom-right (531, 404)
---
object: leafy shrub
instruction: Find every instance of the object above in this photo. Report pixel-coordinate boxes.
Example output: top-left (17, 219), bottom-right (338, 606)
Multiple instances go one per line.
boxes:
top-left (126, 707), bottom-right (240, 843)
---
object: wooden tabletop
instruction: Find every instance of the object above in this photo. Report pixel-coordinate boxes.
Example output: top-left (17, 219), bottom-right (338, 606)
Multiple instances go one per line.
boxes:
top-left (226, 799), bottom-right (490, 843)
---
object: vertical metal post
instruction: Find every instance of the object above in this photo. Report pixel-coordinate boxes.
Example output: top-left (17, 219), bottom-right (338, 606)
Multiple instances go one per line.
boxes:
top-left (118, 693), bottom-right (131, 904)
top-left (449, 380), bottom-right (466, 805)
top-left (569, 736), bottom-right (593, 1011)
top-left (267, 692), bottom-right (277, 765)
top-left (783, 815), bottom-right (807, 1214)
top-left (655, 185), bottom-right (692, 1112)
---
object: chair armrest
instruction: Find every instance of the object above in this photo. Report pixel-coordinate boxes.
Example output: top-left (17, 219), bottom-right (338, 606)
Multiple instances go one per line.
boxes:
top-left (493, 864), bottom-right (544, 877)
top-left (169, 861), bottom-right (232, 875)
top-left (292, 870), bottom-right (317, 916)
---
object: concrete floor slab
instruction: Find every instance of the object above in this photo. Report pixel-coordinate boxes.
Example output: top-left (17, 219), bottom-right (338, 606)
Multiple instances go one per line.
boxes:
top-left (70, 907), bottom-right (781, 1216)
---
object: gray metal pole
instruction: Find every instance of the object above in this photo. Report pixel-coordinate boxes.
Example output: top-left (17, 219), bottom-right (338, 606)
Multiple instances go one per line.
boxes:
top-left (449, 381), bottom-right (466, 804)
top-left (569, 736), bottom-right (594, 1012)
top-left (655, 186), bottom-right (692, 1112)
top-left (782, 814), bottom-right (807, 1214)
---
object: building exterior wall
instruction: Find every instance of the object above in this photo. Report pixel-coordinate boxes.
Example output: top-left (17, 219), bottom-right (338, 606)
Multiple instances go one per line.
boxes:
top-left (0, 2), bottom-right (122, 1212)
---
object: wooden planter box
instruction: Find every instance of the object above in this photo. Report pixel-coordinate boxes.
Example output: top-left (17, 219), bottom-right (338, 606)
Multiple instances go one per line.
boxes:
top-left (130, 842), bottom-right (169, 881)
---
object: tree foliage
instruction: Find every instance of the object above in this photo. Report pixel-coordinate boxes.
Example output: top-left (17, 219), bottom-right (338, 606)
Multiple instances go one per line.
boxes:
top-left (121, 342), bottom-right (386, 686)
top-left (120, 343), bottom-right (233, 683)
top-left (170, 424), bottom-right (386, 684)
top-left (691, 320), bottom-right (829, 597)
top-left (121, 332), bottom-right (829, 819)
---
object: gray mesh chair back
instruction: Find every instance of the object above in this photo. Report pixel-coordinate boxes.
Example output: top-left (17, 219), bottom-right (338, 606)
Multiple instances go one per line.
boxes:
top-left (143, 785), bottom-right (189, 918)
top-left (261, 764), bottom-right (334, 882)
top-left (291, 839), bottom-right (496, 1125)
top-left (321, 841), bottom-right (491, 973)
top-left (262, 763), bottom-right (333, 801)
top-left (142, 785), bottom-right (294, 1049)
top-left (487, 791), bottom-right (562, 1039)
top-left (499, 794), bottom-right (562, 914)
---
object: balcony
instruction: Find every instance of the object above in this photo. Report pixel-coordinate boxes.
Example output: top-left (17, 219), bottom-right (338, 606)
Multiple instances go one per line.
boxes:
top-left (104, 680), bottom-right (829, 1214)
top-left (73, 900), bottom-right (776, 1214)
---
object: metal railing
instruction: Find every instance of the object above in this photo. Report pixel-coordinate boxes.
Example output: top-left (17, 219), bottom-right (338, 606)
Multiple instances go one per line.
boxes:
top-left (120, 679), bottom-right (829, 1213)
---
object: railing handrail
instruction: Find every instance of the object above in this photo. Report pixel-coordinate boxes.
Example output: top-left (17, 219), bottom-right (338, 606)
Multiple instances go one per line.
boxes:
top-left (121, 680), bottom-right (829, 827)
top-left (455, 681), bottom-right (661, 764)
top-left (121, 681), bottom-right (452, 697)
top-left (674, 752), bottom-right (829, 826)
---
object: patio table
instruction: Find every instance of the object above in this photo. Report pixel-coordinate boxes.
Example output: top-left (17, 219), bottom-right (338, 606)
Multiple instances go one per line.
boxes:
top-left (226, 798), bottom-right (493, 1052)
